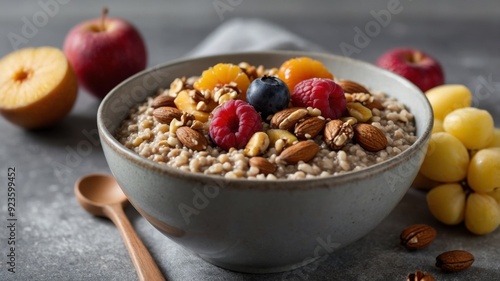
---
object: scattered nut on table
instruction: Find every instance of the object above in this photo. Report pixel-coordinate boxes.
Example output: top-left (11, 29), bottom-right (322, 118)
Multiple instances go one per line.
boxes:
top-left (400, 224), bottom-right (437, 250)
top-left (435, 250), bottom-right (475, 272)
top-left (406, 270), bottom-right (435, 281)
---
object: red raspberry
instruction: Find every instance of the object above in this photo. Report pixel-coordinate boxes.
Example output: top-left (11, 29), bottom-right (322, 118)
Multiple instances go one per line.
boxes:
top-left (209, 100), bottom-right (262, 151)
top-left (291, 78), bottom-right (346, 119)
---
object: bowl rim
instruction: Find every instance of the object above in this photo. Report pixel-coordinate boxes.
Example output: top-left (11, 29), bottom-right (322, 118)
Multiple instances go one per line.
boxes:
top-left (97, 50), bottom-right (433, 189)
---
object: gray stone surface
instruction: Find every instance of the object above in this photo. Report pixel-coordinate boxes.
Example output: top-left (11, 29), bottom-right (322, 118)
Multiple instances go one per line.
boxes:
top-left (1, 1), bottom-right (499, 280)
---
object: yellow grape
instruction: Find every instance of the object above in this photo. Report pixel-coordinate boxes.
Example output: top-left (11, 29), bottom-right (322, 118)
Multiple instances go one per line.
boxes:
top-left (426, 183), bottom-right (466, 225)
top-left (465, 193), bottom-right (500, 235)
top-left (443, 107), bottom-right (494, 150)
top-left (432, 118), bottom-right (444, 133)
top-left (468, 147), bottom-right (500, 193)
top-left (420, 132), bottom-right (469, 182)
top-left (425, 84), bottom-right (472, 120)
top-left (486, 128), bottom-right (500, 148)
top-left (487, 188), bottom-right (500, 204)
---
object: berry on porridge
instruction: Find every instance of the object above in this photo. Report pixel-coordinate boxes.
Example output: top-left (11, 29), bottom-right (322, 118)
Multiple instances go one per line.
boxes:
top-left (209, 99), bottom-right (262, 151)
top-left (116, 57), bottom-right (417, 180)
top-left (291, 78), bottom-right (346, 120)
top-left (246, 76), bottom-right (290, 119)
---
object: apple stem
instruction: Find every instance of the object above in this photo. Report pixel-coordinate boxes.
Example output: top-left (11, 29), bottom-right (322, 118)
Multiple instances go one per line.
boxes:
top-left (412, 51), bottom-right (423, 63)
top-left (101, 7), bottom-right (108, 31)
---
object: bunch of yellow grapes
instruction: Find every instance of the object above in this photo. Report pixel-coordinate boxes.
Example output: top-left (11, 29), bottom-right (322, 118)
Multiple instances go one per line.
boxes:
top-left (419, 85), bottom-right (500, 235)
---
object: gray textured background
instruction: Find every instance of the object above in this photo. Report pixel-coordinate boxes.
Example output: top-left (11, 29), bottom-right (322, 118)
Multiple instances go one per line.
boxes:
top-left (1, 0), bottom-right (499, 280)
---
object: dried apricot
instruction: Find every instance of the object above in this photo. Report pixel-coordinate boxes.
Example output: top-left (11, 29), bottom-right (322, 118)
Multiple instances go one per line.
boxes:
top-left (194, 63), bottom-right (250, 100)
top-left (278, 57), bottom-right (333, 92)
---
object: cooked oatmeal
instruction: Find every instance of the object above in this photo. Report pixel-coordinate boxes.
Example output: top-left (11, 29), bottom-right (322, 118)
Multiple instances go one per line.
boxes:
top-left (115, 65), bottom-right (417, 180)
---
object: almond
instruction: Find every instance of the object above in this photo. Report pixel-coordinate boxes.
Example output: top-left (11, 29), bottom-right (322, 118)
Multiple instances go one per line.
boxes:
top-left (151, 95), bottom-right (176, 108)
top-left (279, 141), bottom-right (320, 164)
top-left (435, 250), bottom-right (474, 272)
top-left (153, 106), bottom-right (193, 124)
top-left (365, 98), bottom-right (384, 110)
top-left (176, 126), bottom-right (208, 151)
top-left (249, 157), bottom-right (276, 175)
top-left (294, 116), bottom-right (326, 139)
top-left (353, 123), bottom-right (387, 152)
top-left (270, 107), bottom-right (308, 130)
top-left (338, 80), bottom-right (370, 94)
top-left (400, 224), bottom-right (437, 250)
top-left (153, 106), bottom-right (182, 124)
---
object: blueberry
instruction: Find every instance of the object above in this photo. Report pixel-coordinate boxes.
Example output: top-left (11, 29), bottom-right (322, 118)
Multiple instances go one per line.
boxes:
top-left (246, 76), bottom-right (290, 119)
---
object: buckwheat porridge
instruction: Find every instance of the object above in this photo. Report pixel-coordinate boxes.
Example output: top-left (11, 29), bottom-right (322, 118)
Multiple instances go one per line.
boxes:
top-left (115, 58), bottom-right (417, 180)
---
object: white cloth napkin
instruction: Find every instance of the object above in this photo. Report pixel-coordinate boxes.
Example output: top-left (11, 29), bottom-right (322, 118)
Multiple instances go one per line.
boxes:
top-left (186, 18), bottom-right (326, 57)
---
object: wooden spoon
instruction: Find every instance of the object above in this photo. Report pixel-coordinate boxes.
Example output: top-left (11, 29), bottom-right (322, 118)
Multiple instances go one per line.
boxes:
top-left (75, 173), bottom-right (166, 281)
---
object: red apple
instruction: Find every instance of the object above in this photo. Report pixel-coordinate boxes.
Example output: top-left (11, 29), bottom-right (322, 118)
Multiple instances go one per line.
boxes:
top-left (63, 8), bottom-right (147, 99)
top-left (376, 47), bottom-right (444, 92)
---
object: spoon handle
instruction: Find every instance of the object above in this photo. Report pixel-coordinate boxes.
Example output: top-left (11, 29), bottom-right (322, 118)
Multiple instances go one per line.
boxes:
top-left (105, 204), bottom-right (166, 281)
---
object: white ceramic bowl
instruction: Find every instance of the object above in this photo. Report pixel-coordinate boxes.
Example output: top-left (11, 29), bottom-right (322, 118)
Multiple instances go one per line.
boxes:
top-left (97, 51), bottom-right (433, 273)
